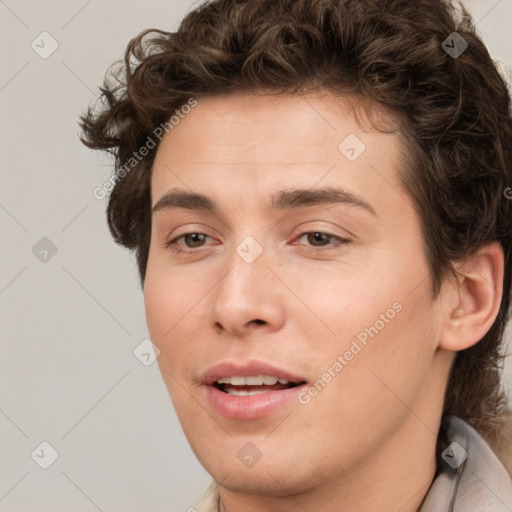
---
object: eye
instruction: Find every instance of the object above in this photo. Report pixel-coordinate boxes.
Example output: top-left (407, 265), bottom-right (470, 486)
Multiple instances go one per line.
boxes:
top-left (294, 231), bottom-right (350, 249)
top-left (165, 232), bottom-right (212, 252)
top-left (165, 230), bottom-right (350, 254)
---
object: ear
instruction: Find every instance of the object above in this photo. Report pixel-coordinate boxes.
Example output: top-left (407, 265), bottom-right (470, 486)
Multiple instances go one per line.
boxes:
top-left (438, 241), bottom-right (504, 352)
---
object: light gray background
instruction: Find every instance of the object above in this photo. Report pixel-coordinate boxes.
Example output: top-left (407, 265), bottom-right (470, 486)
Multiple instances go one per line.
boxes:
top-left (1, 1), bottom-right (511, 510)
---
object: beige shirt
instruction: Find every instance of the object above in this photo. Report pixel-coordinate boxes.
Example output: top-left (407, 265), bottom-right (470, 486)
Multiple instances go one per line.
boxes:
top-left (195, 416), bottom-right (512, 512)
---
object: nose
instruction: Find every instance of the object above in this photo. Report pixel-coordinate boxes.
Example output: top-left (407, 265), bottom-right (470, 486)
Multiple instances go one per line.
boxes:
top-left (210, 245), bottom-right (285, 337)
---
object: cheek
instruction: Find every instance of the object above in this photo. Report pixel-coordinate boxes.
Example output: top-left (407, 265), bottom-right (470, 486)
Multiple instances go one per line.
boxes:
top-left (144, 263), bottom-right (214, 379)
top-left (144, 271), bottom-right (191, 359)
top-left (144, 250), bottom-right (199, 335)
top-left (304, 291), bottom-right (436, 456)
top-left (313, 260), bottom-right (436, 403)
top-left (144, 275), bottom-right (172, 340)
top-left (339, 283), bottom-right (436, 412)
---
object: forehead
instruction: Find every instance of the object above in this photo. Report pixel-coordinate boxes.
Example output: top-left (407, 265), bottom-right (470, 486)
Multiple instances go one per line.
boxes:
top-left (150, 91), bottom-right (407, 211)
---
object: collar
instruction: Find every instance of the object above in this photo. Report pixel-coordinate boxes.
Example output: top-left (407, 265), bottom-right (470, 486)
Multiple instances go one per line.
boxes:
top-left (420, 415), bottom-right (512, 511)
top-left (195, 416), bottom-right (512, 512)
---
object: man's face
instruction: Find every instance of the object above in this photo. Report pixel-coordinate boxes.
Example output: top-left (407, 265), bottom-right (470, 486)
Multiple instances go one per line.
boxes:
top-left (144, 91), bottom-right (446, 495)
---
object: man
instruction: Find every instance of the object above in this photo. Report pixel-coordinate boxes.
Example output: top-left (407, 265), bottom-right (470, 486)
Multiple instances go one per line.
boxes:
top-left (79, 0), bottom-right (512, 510)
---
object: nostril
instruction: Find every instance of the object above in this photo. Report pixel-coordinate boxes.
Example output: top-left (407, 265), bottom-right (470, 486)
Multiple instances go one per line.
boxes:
top-left (251, 319), bottom-right (266, 325)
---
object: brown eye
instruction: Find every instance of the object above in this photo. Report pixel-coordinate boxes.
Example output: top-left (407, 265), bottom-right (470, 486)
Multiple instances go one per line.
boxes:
top-left (165, 232), bottom-right (212, 253)
top-left (296, 231), bottom-right (349, 249)
top-left (182, 233), bottom-right (208, 248)
top-left (307, 232), bottom-right (331, 246)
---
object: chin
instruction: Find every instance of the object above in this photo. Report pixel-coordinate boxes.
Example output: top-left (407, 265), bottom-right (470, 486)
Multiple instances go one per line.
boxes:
top-left (214, 469), bottom-right (311, 497)
top-left (194, 443), bottom-right (326, 497)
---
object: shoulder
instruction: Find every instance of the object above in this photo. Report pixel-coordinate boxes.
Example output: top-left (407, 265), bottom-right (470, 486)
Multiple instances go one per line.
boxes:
top-left (491, 409), bottom-right (512, 479)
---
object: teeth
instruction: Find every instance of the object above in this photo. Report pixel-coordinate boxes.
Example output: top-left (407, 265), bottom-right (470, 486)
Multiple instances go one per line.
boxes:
top-left (225, 388), bottom-right (271, 396)
top-left (215, 375), bottom-right (292, 386)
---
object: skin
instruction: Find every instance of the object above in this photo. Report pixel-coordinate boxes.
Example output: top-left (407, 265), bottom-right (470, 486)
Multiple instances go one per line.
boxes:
top-left (143, 91), bottom-right (503, 512)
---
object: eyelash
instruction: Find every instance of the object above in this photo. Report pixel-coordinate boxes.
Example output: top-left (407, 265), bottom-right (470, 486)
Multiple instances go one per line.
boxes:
top-left (164, 231), bottom-right (350, 254)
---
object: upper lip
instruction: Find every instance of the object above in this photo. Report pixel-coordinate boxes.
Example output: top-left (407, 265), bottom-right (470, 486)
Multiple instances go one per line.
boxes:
top-left (202, 360), bottom-right (307, 385)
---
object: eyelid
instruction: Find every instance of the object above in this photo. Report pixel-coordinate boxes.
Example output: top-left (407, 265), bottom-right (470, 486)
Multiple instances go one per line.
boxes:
top-left (291, 232), bottom-right (351, 249)
top-left (164, 232), bottom-right (215, 249)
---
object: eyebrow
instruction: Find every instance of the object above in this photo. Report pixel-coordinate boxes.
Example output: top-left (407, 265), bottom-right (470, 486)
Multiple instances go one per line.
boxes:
top-left (152, 186), bottom-right (377, 216)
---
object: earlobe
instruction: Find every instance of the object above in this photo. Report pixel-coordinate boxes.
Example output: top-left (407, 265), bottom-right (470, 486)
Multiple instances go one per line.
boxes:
top-left (438, 241), bottom-right (504, 352)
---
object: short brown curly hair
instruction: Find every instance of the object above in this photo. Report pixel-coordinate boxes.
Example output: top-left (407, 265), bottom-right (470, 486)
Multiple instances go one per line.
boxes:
top-left (79, 0), bottom-right (512, 444)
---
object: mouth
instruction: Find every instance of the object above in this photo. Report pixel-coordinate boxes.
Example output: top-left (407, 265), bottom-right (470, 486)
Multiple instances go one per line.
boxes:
top-left (202, 361), bottom-right (308, 420)
top-left (213, 375), bottom-right (305, 396)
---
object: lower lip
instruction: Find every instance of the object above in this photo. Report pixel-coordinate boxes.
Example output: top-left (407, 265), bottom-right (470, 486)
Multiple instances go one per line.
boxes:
top-left (204, 384), bottom-right (306, 420)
